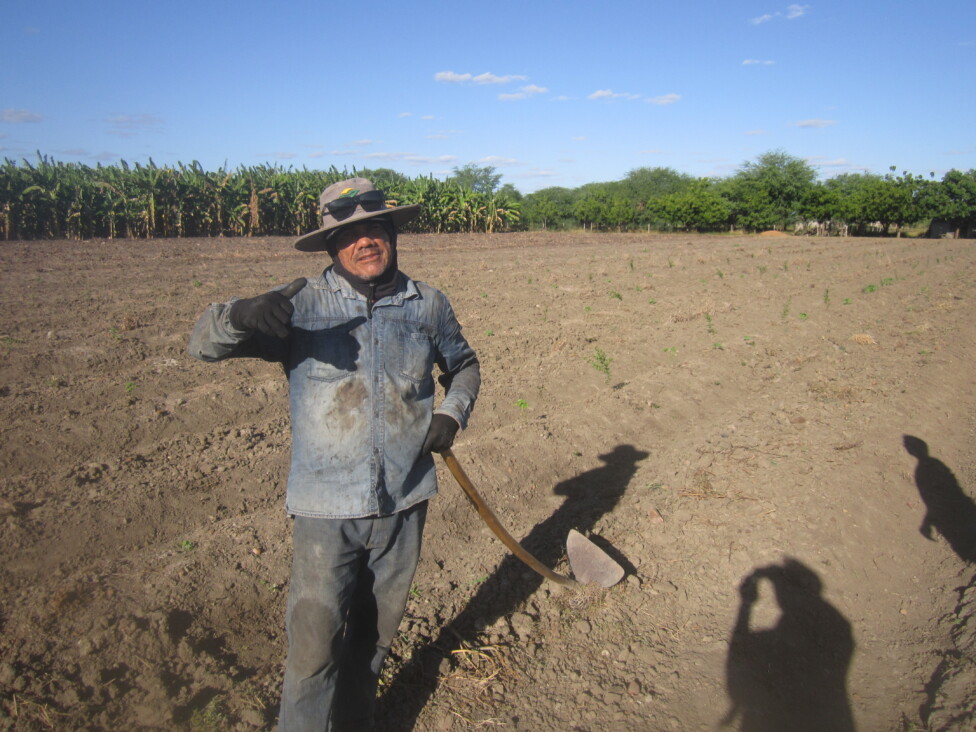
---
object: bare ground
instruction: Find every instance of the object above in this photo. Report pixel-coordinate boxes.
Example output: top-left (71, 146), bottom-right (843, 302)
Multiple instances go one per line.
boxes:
top-left (0, 231), bottom-right (974, 731)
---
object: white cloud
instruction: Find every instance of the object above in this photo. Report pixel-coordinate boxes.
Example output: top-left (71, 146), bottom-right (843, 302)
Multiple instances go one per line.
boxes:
top-left (351, 139), bottom-right (375, 146)
top-left (499, 84), bottom-right (548, 101)
top-left (1, 108), bottom-right (43, 123)
top-left (364, 152), bottom-right (458, 165)
top-left (744, 129), bottom-right (768, 135)
top-left (514, 168), bottom-right (559, 180)
top-left (807, 157), bottom-right (849, 167)
top-left (588, 89), bottom-right (640, 101)
top-left (478, 156), bottom-right (519, 166)
top-left (639, 149), bottom-right (665, 154)
top-left (743, 59), bottom-right (775, 65)
top-left (794, 118), bottom-right (837, 128)
top-left (785, 4), bottom-right (810, 19)
top-left (105, 114), bottom-right (162, 137)
top-left (434, 71), bottom-right (470, 83)
top-left (398, 112), bottom-right (412, 118)
top-left (647, 93), bottom-right (681, 105)
top-left (421, 115), bottom-right (435, 120)
top-left (435, 71), bottom-right (527, 85)
top-left (572, 136), bottom-right (586, 141)
top-left (751, 4), bottom-right (809, 24)
top-left (425, 134), bottom-right (449, 140)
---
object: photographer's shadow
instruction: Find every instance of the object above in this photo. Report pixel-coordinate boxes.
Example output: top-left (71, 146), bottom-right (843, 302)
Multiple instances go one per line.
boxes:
top-left (377, 444), bottom-right (648, 731)
top-left (904, 435), bottom-right (976, 564)
top-left (723, 558), bottom-right (855, 732)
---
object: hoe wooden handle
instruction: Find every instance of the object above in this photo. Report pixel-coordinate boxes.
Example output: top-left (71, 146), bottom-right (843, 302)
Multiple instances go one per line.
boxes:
top-left (441, 448), bottom-right (576, 588)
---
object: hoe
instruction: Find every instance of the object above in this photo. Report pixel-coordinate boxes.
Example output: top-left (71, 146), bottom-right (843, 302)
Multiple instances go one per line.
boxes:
top-left (441, 448), bottom-right (625, 589)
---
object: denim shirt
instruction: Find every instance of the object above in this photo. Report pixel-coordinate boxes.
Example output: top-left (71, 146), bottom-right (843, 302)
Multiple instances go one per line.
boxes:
top-left (188, 268), bottom-right (480, 518)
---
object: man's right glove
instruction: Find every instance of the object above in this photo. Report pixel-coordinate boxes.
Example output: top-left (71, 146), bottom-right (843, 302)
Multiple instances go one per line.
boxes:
top-left (421, 414), bottom-right (460, 455)
top-left (228, 278), bottom-right (307, 338)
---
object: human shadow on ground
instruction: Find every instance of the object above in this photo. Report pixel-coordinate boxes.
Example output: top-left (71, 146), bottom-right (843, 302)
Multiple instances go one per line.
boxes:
top-left (904, 435), bottom-right (976, 564)
top-left (376, 444), bottom-right (649, 731)
top-left (722, 558), bottom-right (856, 732)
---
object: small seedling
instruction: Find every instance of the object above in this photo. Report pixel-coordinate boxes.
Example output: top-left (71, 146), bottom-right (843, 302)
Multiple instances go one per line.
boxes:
top-left (192, 279), bottom-right (203, 288)
top-left (843, 298), bottom-right (853, 305)
top-left (485, 329), bottom-right (494, 337)
top-left (515, 399), bottom-right (529, 409)
top-left (705, 314), bottom-right (715, 335)
top-left (663, 346), bottom-right (677, 355)
top-left (179, 539), bottom-right (195, 552)
top-left (480, 292), bottom-right (488, 299)
top-left (743, 336), bottom-right (755, 346)
top-left (757, 265), bottom-right (767, 274)
top-left (799, 313), bottom-right (809, 320)
top-left (189, 697), bottom-right (227, 732)
top-left (109, 327), bottom-right (121, 341)
top-left (125, 381), bottom-right (137, 394)
top-left (716, 270), bottom-right (724, 279)
top-left (713, 342), bottom-right (724, 350)
top-left (609, 291), bottom-right (622, 301)
top-left (1, 336), bottom-right (19, 348)
top-left (589, 348), bottom-right (613, 381)
top-left (648, 298), bottom-right (657, 305)
top-left (881, 277), bottom-right (894, 286)
top-left (781, 298), bottom-right (792, 319)
top-left (862, 284), bottom-right (878, 293)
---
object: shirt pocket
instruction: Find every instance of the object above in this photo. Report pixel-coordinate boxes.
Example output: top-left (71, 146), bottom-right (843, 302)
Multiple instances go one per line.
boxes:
top-left (399, 323), bottom-right (434, 383)
top-left (301, 321), bottom-right (362, 382)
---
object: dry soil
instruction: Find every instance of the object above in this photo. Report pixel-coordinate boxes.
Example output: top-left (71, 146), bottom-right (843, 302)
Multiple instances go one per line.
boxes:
top-left (1, 232), bottom-right (974, 731)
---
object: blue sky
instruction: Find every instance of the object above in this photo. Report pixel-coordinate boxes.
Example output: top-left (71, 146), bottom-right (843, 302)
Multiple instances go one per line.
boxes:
top-left (2, 0), bottom-right (973, 193)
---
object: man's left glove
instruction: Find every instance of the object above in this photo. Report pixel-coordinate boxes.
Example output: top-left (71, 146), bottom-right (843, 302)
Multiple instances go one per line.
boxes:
top-left (421, 414), bottom-right (460, 455)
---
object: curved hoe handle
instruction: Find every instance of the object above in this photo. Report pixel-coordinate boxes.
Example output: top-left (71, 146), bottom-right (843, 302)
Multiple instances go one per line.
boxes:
top-left (441, 448), bottom-right (577, 588)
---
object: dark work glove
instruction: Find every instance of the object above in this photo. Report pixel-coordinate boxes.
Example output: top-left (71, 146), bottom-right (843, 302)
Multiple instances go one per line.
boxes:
top-left (228, 278), bottom-right (307, 338)
top-left (421, 414), bottom-right (460, 455)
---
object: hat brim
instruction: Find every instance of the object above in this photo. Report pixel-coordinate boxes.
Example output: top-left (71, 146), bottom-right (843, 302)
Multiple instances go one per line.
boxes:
top-left (294, 204), bottom-right (422, 252)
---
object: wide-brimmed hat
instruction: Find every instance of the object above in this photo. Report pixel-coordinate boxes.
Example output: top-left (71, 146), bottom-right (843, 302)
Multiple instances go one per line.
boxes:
top-left (294, 177), bottom-right (421, 252)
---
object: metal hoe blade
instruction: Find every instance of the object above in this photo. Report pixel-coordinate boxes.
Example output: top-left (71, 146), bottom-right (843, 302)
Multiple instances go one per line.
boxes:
top-left (566, 530), bottom-right (625, 588)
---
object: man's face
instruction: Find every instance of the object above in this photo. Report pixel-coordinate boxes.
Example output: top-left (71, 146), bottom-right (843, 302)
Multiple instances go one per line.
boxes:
top-left (332, 220), bottom-right (392, 280)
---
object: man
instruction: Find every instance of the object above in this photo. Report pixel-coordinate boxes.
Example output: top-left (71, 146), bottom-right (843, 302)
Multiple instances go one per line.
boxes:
top-left (188, 178), bottom-right (480, 731)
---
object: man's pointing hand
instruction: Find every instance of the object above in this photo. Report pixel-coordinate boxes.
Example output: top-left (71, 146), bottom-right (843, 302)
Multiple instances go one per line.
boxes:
top-left (229, 277), bottom-right (307, 338)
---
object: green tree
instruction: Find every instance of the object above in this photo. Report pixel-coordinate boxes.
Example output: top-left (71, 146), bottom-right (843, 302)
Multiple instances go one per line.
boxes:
top-left (652, 180), bottom-right (730, 232)
top-left (448, 164), bottom-right (502, 195)
top-left (929, 169), bottom-right (976, 238)
top-left (725, 150), bottom-right (816, 231)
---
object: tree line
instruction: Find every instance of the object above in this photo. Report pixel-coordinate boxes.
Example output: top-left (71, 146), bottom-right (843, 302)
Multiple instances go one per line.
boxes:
top-left (2, 152), bottom-right (974, 240)
top-left (520, 152), bottom-right (976, 238)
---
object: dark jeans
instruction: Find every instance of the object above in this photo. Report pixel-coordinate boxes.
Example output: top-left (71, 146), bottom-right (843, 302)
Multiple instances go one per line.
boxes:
top-left (279, 501), bottom-right (427, 732)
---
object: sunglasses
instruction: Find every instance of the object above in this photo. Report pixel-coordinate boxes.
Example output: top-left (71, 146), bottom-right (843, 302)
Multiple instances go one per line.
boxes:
top-left (325, 190), bottom-right (387, 220)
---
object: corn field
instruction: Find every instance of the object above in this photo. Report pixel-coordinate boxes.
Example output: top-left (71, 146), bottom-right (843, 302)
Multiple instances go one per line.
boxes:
top-left (0, 156), bottom-right (522, 240)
